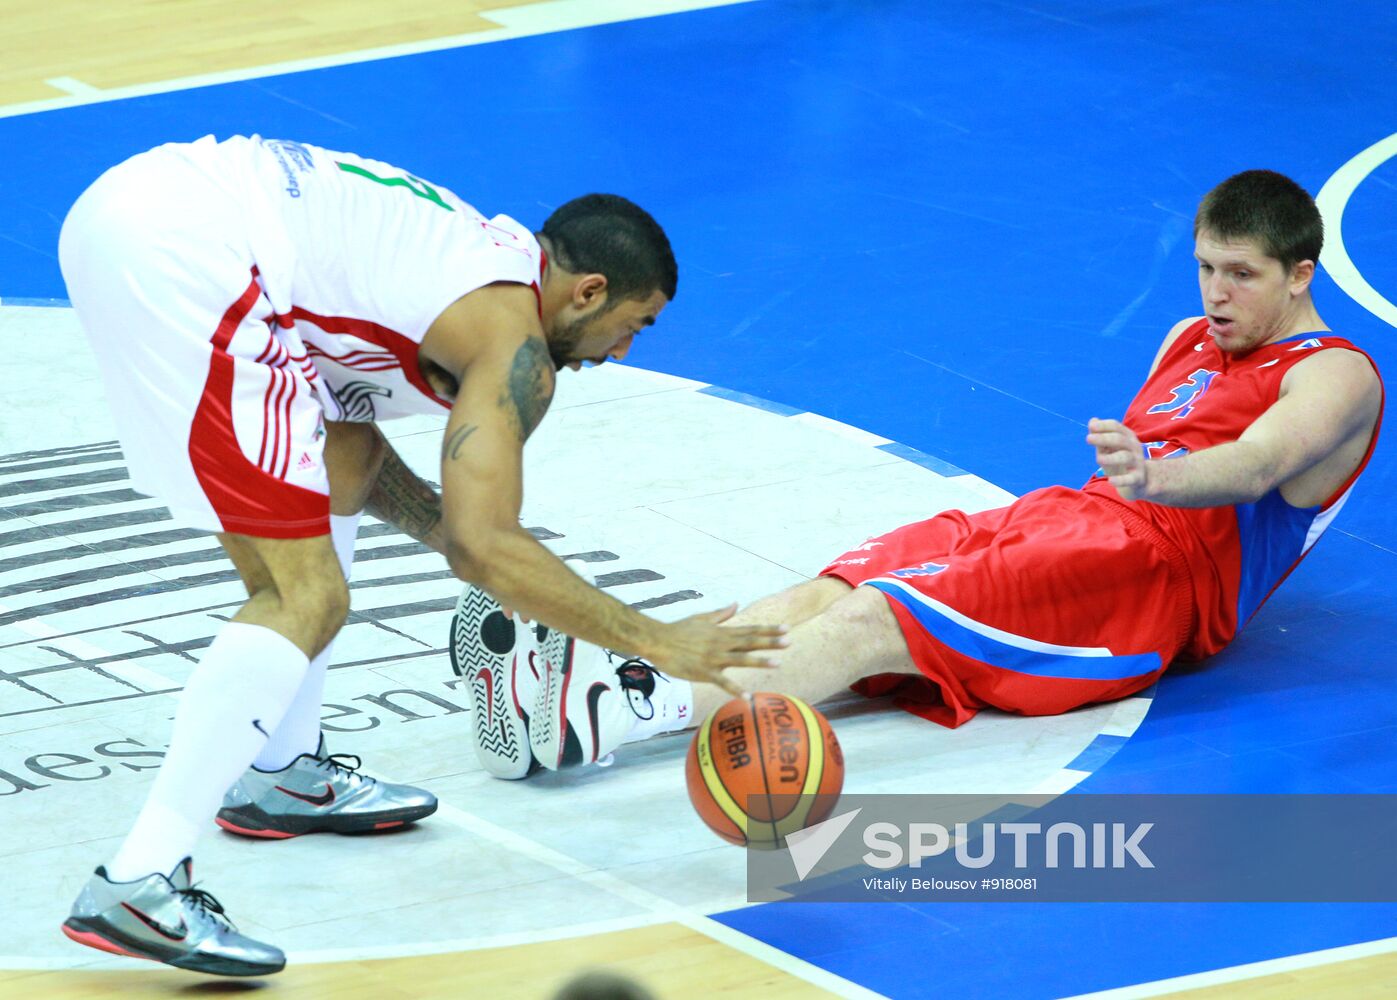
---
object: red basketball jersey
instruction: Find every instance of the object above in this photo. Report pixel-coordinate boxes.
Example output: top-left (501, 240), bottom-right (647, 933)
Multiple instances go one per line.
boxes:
top-left (1082, 318), bottom-right (1383, 658)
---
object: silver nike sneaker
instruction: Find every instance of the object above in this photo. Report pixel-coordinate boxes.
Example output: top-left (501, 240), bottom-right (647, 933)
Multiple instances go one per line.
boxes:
top-left (61, 858), bottom-right (284, 977)
top-left (530, 632), bottom-right (656, 770)
top-left (451, 582), bottom-right (541, 779)
top-left (215, 737), bottom-right (437, 839)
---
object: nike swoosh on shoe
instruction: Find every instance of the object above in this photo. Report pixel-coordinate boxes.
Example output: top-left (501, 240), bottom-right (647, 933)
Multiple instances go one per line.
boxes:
top-left (120, 902), bottom-right (188, 941)
top-left (274, 784), bottom-right (335, 807)
top-left (585, 682), bottom-right (610, 763)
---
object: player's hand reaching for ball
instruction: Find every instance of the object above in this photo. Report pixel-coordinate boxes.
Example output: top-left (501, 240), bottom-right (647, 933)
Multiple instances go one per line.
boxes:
top-left (1087, 417), bottom-right (1150, 500)
top-left (646, 604), bottom-right (787, 697)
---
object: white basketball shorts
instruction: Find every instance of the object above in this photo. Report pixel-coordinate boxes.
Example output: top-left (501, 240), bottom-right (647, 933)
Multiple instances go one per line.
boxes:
top-left (57, 144), bottom-right (330, 538)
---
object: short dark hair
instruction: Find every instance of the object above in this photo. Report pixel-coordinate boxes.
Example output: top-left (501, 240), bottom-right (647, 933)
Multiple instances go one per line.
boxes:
top-left (1194, 169), bottom-right (1323, 271)
top-left (540, 194), bottom-right (677, 303)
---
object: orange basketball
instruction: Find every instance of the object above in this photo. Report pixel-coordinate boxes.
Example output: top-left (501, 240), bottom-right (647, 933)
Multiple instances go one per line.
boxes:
top-left (686, 692), bottom-right (844, 849)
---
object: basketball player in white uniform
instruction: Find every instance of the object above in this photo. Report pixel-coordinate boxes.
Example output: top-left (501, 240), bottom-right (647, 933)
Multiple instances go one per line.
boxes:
top-left (56, 135), bottom-right (786, 975)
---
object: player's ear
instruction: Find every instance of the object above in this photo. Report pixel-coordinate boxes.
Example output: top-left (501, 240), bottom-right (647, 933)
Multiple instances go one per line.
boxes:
top-left (573, 273), bottom-right (608, 310)
top-left (1288, 259), bottom-right (1315, 296)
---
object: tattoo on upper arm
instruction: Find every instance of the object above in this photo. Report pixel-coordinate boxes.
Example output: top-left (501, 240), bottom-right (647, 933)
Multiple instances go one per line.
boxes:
top-left (443, 423), bottom-right (478, 460)
top-left (500, 338), bottom-right (554, 441)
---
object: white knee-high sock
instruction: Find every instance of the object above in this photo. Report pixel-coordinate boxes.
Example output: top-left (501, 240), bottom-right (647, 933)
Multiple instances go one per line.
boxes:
top-left (253, 512), bottom-right (360, 771)
top-left (107, 622), bottom-right (309, 880)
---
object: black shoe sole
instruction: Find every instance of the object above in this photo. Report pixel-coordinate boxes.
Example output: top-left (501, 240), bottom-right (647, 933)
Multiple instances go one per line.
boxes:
top-left (214, 800), bottom-right (439, 839)
top-left (61, 919), bottom-right (285, 977)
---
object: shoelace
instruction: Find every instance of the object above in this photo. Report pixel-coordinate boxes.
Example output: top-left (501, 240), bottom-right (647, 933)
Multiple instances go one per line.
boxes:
top-left (316, 752), bottom-right (377, 786)
top-left (614, 657), bottom-right (659, 689)
top-left (177, 886), bottom-right (236, 931)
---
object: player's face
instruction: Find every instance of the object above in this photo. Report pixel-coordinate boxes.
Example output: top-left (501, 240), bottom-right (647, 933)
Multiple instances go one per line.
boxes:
top-left (551, 289), bottom-right (669, 371)
top-left (1194, 231), bottom-right (1309, 354)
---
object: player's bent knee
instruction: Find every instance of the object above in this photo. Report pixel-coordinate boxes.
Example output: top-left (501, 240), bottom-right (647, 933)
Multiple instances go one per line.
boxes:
top-left (829, 583), bottom-right (898, 630)
top-left (265, 570), bottom-right (349, 654)
top-left (803, 575), bottom-right (853, 605)
top-left (296, 576), bottom-right (351, 635)
top-left (824, 585), bottom-right (914, 673)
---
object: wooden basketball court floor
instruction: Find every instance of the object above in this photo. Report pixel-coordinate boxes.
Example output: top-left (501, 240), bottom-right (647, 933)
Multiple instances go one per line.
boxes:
top-left (1, 2), bottom-right (1395, 997)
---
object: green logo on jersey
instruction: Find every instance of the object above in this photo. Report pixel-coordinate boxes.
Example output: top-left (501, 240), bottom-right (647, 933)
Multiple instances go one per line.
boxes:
top-left (335, 161), bottom-right (454, 212)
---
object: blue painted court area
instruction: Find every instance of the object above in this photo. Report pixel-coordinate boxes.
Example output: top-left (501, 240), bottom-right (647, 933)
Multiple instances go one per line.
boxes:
top-left (3, 1), bottom-right (1395, 995)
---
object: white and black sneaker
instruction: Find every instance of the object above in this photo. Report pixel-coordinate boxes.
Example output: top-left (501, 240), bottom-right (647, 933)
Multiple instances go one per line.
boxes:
top-left (451, 584), bottom-right (541, 779)
top-left (530, 634), bottom-right (665, 770)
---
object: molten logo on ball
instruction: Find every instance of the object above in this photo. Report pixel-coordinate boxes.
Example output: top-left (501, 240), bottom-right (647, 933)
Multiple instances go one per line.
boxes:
top-left (686, 692), bottom-right (844, 849)
top-left (766, 698), bottom-right (804, 785)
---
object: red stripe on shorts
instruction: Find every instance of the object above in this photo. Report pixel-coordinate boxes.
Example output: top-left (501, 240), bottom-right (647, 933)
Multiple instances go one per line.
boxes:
top-left (257, 369), bottom-right (279, 474)
top-left (267, 370), bottom-right (284, 478)
top-left (187, 271), bottom-right (329, 538)
top-left (278, 376), bottom-right (298, 479)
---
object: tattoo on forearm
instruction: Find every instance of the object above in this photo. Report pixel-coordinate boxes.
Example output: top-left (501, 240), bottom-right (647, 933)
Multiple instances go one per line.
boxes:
top-left (500, 338), bottom-right (554, 440)
top-left (366, 448), bottom-right (443, 547)
top-left (443, 423), bottom-right (478, 460)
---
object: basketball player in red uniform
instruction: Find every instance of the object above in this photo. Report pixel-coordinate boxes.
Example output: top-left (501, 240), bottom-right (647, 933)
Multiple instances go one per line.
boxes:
top-left (459, 168), bottom-right (1382, 772)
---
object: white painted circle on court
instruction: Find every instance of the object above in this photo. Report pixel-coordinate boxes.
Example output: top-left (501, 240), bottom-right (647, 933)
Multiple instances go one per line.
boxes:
top-left (1315, 132), bottom-right (1397, 329)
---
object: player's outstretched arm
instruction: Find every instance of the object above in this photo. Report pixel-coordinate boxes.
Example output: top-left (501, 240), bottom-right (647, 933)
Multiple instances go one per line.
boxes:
top-left (365, 441), bottom-right (447, 551)
top-left (1088, 348), bottom-right (1381, 507)
top-left (423, 285), bottom-right (785, 693)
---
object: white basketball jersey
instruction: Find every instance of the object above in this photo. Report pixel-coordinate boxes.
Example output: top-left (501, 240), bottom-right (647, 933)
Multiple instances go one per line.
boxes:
top-left (167, 134), bottom-right (544, 421)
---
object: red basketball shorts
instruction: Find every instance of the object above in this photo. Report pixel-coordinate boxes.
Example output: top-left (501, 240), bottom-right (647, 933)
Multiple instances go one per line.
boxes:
top-left (821, 486), bottom-right (1195, 727)
top-left (58, 146), bottom-right (331, 538)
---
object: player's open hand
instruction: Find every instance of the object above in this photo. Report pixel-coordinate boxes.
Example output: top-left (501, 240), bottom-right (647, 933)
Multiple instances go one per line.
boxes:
top-left (649, 604), bottom-right (788, 697)
top-left (1087, 417), bottom-right (1149, 500)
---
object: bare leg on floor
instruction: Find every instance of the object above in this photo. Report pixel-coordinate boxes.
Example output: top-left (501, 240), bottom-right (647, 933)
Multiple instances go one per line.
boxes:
top-left (691, 578), bottom-right (919, 724)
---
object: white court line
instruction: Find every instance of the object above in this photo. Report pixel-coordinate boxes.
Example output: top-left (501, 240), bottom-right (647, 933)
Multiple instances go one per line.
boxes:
top-left (789, 411), bottom-right (893, 447)
top-left (293, 799), bottom-right (888, 1000)
top-left (0, 0), bottom-right (760, 120)
top-left (1025, 768), bottom-right (1090, 795)
top-left (0, 955), bottom-right (108, 972)
top-left (42, 77), bottom-right (101, 97)
top-left (1063, 934), bottom-right (1397, 999)
top-left (1315, 132), bottom-right (1397, 330)
top-left (293, 912), bottom-right (664, 965)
